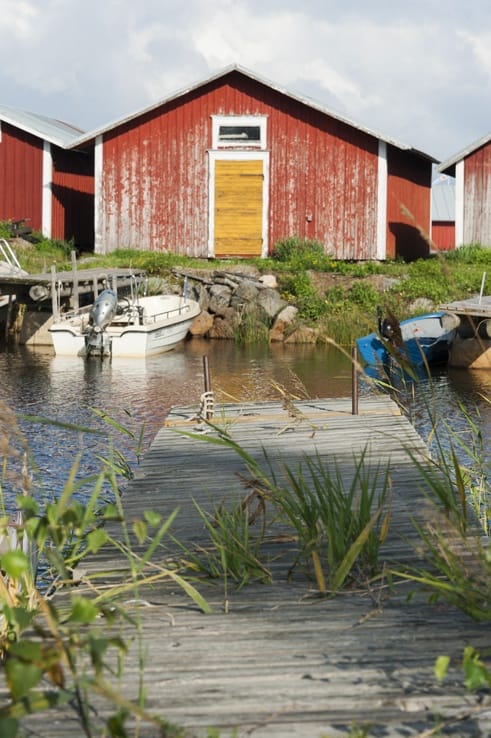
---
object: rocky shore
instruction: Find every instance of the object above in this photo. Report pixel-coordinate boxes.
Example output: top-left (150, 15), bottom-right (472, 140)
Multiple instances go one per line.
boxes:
top-left (170, 266), bottom-right (319, 344)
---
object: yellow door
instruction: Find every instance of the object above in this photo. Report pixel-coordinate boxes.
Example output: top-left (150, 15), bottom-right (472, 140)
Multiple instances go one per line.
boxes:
top-left (214, 159), bottom-right (264, 257)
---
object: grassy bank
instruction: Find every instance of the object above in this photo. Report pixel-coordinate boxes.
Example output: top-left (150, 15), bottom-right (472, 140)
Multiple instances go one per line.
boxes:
top-left (3, 227), bottom-right (491, 344)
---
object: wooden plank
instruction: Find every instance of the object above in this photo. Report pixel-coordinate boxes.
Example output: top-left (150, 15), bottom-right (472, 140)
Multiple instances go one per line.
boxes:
top-left (12, 395), bottom-right (491, 737)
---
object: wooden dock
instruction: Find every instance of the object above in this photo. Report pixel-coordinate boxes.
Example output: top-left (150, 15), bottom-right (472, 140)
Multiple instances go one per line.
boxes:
top-left (0, 265), bottom-right (144, 305)
top-left (21, 396), bottom-right (491, 736)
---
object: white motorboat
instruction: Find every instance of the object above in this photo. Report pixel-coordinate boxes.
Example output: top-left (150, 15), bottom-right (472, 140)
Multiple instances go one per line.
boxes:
top-left (49, 284), bottom-right (201, 358)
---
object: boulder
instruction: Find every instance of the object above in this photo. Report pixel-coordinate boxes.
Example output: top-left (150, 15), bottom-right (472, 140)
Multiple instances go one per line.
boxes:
top-left (208, 284), bottom-right (233, 316)
top-left (284, 326), bottom-right (318, 344)
top-left (209, 316), bottom-right (237, 339)
top-left (259, 274), bottom-right (278, 289)
top-left (189, 310), bottom-right (214, 337)
top-left (257, 288), bottom-right (288, 319)
top-left (269, 305), bottom-right (298, 342)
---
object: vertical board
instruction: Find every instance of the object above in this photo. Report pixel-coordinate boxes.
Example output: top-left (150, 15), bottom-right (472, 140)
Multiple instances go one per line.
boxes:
top-left (214, 159), bottom-right (263, 257)
top-left (51, 147), bottom-right (94, 248)
top-left (463, 146), bottom-right (491, 246)
top-left (0, 123), bottom-right (43, 229)
top-left (386, 145), bottom-right (432, 260)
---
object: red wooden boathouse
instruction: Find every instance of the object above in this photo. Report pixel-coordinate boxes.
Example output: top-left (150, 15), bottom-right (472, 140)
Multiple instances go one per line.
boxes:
top-left (70, 65), bottom-right (436, 260)
top-left (0, 106), bottom-right (94, 249)
top-left (439, 133), bottom-right (491, 248)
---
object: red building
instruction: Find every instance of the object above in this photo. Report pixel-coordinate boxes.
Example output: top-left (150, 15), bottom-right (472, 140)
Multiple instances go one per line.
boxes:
top-left (430, 174), bottom-right (455, 251)
top-left (439, 134), bottom-right (491, 248)
top-left (71, 66), bottom-right (436, 260)
top-left (0, 106), bottom-right (94, 249)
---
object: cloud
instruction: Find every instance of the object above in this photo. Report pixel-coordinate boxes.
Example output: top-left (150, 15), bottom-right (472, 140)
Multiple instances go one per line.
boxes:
top-left (0, 0), bottom-right (490, 158)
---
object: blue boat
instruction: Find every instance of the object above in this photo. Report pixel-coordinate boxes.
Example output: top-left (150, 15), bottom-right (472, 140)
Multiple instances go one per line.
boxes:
top-left (356, 311), bottom-right (458, 375)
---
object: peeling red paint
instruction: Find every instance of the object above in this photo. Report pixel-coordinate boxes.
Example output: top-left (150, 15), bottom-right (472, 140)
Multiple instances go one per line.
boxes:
top-left (98, 70), bottom-right (432, 260)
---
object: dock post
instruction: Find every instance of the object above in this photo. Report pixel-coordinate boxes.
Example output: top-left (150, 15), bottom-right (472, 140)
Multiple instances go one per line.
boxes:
top-left (351, 345), bottom-right (359, 415)
top-left (51, 265), bottom-right (58, 320)
top-left (203, 355), bottom-right (213, 420)
top-left (71, 251), bottom-right (79, 313)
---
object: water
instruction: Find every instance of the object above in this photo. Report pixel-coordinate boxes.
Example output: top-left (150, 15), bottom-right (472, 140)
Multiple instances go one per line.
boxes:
top-left (0, 339), bottom-right (489, 513)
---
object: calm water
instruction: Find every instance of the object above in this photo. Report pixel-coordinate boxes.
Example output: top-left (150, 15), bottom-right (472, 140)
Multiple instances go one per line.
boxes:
top-left (0, 338), bottom-right (489, 511)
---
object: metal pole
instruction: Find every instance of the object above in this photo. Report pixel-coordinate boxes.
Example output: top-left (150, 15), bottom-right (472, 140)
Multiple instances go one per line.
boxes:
top-left (351, 345), bottom-right (359, 415)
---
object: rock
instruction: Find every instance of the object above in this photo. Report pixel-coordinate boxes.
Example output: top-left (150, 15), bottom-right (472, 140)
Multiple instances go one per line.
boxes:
top-left (257, 288), bottom-right (288, 319)
top-left (259, 274), bottom-right (278, 289)
top-left (189, 310), bottom-right (214, 337)
top-left (284, 326), bottom-right (318, 344)
top-left (269, 305), bottom-right (298, 342)
top-left (230, 279), bottom-right (260, 306)
top-left (209, 316), bottom-right (236, 339)
top-left (208, 284), bottom-right (233, 316)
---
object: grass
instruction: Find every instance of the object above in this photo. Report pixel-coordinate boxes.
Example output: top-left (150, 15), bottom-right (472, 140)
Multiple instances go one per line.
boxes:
top-left (5, 227), bottom-right (491, 345)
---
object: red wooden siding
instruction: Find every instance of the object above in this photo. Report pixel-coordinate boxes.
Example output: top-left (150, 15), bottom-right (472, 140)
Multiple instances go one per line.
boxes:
top-left (431, 222), bottom-right (455, 251)
top-left (51, 148), bottom-right (94, 248)
top-left (463, 145), bottom-right (491, 246)
top-left (100, 72), bottom-right (381, 259)
top-left (0, 122), bottom-right (43, 230)
top-left (386, 145), bottom-right (432, 260)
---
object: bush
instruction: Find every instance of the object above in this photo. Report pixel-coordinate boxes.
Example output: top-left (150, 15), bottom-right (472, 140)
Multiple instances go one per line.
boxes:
top-left (272, 237), bottom-right (332, 270)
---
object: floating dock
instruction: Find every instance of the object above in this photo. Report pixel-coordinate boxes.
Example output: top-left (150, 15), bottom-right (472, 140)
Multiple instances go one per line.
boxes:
top-left (18, 395), bottom-right (491, 737)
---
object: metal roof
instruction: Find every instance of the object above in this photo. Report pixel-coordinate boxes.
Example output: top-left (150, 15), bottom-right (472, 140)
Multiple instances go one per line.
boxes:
top-left (438, 131), bottom-right (491, 175)
top-left (431, 175), bottom-right (455, 221)
top-left (69, 64), bottom-right (437, 162)
top-left (0, 104), bottom-right (84, 148)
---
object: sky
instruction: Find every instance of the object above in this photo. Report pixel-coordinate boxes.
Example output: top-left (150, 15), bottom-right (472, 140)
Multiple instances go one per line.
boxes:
top-left (1, 0), bottom-right (491, 163)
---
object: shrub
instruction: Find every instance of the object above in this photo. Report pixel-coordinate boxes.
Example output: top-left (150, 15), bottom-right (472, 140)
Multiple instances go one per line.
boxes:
top-left (279, 271), bottom-right (327, 321)
top-left (272, 237), bottom-right (332, 270)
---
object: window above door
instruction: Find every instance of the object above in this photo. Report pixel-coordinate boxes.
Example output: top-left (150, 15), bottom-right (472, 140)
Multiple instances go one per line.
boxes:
top-left (211, 115), bottom-right (267, 149)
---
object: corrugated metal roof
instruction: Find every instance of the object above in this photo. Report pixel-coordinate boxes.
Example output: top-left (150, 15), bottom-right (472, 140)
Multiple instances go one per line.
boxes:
top-left (69, 64), bottom-right (437, 162)
top-left (0, 104), bottom-right (84, 147)
top-left (438, 131), bottom-right (491, 174)
top-left (431, 175), bottom-right (455, 221)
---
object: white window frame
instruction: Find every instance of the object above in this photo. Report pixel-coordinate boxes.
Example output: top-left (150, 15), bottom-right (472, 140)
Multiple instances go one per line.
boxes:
top-left (211, 115), bottom-right (267, 150)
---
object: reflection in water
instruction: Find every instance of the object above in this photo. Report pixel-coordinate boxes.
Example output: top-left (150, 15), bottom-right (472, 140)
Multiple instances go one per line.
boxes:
top-left (0, 339), bottom-right (489, 511)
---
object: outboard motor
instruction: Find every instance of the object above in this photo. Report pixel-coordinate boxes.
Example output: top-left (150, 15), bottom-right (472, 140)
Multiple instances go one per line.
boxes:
top-left (90, 289), bottom-right (118, 331)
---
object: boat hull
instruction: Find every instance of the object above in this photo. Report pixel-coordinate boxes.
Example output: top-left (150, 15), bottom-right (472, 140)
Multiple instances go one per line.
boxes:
top-left (49, 294), bottom-right (201, 358)
top-left (356, 312), bottom-right (456, 373)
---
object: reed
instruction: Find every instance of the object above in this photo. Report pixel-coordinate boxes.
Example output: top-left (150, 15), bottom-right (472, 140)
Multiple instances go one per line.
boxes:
top-left (0, 405), bottom-right (208, 737)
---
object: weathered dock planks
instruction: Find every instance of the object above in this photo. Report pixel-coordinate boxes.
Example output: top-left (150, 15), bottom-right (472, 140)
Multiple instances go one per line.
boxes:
top-left (16, 396), bottom-right (491, 736)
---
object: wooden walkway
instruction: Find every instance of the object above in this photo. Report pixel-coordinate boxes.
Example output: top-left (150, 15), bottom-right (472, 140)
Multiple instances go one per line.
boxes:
top-left (25, 396), bottom-right (491, 736)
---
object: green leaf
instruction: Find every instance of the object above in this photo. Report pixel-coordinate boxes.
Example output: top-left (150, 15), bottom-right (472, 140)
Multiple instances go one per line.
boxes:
top-left (5, 659), bottom-right (42, 699)
top-left (69, 596), bottom-right (99, 624)
top-left (143, 510), bottom-right (161, 527)
top-left (434, 655), bottom-right (450, 681)
top-left (86, 528), bottom-right (109, 553)
top-left (0, 550), bottom-right (29, 579)
top-left (132, 519), bottom-right (147, 544)
top-left (8, 641), bottom-right (42, 663)
top-left (0, 717), bottom-right (19, 738)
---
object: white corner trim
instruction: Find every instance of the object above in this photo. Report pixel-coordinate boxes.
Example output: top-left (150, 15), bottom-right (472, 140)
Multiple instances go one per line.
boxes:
top-left (376, 140), bottom-right (388, 259)
top-left (455, 160), bottom-right (464, 247)
top-left (94, 135), bottom-right (104, 254)
top-left (42, 142), bottom-right (52, 238)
